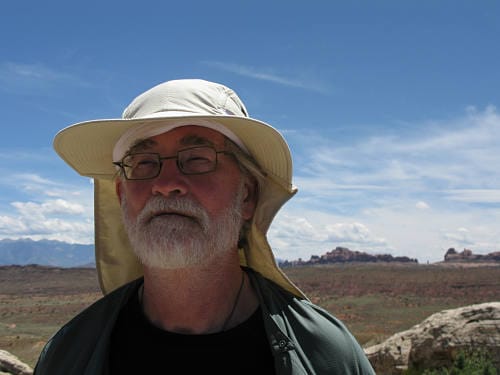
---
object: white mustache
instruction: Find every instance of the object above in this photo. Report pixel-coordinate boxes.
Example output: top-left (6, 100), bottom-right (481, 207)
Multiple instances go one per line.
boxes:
top-left (137, 196), bottom-right (209, 228)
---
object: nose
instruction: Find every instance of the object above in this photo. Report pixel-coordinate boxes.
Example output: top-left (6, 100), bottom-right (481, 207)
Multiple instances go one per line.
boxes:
top-left (151, 158), bottom-right (188, 197)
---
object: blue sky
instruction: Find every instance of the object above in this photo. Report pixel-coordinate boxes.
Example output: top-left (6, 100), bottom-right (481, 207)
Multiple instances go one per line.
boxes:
top-left (1, 1), bottom-right (499, 263)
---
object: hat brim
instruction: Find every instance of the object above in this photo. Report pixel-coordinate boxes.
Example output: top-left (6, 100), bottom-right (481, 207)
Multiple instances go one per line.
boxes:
top-left (55, 115), bottom-right (291, 184)
top-left (54, 115), bottom-right (305, 298)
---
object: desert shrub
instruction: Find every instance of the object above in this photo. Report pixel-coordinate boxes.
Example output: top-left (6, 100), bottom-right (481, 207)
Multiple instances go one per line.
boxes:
top-left (404, 349), bottom-right (497, 375)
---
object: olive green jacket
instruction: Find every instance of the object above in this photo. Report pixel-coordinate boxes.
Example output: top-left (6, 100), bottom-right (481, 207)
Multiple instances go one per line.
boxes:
top-left (34, 269), bottom-right (375, 374)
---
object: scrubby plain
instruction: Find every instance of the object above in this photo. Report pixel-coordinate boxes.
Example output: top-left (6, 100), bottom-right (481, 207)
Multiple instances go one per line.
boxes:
top-left (1, 263), bottom-right (499, 367)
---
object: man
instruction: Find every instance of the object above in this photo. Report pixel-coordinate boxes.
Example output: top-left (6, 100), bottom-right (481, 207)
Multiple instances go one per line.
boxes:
top-left (35, 79), bottom-right (375, 374)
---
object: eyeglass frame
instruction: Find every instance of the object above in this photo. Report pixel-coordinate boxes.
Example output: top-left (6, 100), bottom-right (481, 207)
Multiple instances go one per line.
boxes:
top-left (113, 145), bottom-right (234, 181)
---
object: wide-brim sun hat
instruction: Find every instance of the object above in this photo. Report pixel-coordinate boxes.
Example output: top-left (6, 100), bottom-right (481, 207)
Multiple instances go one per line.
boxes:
top-left (54, 78), bottom-right (305, 298)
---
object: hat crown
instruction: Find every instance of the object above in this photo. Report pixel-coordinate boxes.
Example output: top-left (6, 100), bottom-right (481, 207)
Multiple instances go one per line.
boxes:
top-left (122, 79), bottom-right (249, 120)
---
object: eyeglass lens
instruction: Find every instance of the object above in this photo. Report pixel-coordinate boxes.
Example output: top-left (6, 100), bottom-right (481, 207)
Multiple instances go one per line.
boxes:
top-left (122, 147), bottom-right (218, 180)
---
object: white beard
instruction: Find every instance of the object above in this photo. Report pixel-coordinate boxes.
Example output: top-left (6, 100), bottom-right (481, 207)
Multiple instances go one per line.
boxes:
top-left (121, 186), bottom-right (245, 269)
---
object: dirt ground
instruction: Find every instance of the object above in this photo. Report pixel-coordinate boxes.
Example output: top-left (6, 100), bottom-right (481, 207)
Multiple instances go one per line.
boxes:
top-left (0, 265), bottom-right (101, 367)
top-left (1, 262), bottom-right (499, 368)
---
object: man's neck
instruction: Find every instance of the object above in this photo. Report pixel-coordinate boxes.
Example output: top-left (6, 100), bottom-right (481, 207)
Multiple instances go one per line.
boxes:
top-left (141, 258), bottom-right (259, 334)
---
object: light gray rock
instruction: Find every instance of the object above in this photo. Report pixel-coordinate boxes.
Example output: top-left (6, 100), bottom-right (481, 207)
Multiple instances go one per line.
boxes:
top-left (365, 302), bottom-right (500, 374)
top-left (0, 350), bottom-right (33, 375)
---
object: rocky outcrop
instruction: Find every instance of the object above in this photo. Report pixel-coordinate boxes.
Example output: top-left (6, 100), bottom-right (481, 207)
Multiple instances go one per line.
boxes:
top-left (0, 350), bottom-right (32, 375)
top-left (280, 247), bottom-right (418, 267)
top-left (444, 248), bottom-right (500, 263)
top-left (364, 302), bottom-right (500, 374)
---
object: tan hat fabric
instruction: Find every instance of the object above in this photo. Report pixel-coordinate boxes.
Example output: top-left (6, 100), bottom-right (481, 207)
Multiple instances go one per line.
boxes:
top-left (53, 79), bottom-right (305, 298)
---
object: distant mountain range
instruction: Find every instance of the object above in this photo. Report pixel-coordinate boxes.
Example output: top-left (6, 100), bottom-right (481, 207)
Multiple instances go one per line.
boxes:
top-left (0, 238), bottom-right (94, 268)
top-left (1, 239), bottom-right (497, 269)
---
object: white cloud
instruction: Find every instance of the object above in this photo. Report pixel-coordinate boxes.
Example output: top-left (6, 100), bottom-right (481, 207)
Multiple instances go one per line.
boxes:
top-left (416, 201), bottom-right (430, 209)
top-left (0, 173), bottom-right (94, 244)
top-left (443, 227), bottom-right (473, 245)
top-left (0, 211), bottom-right (93, 243)
top-left (325, 222), bottom-right (386, 245)
top-left (203, 61), bottom-right (329, 93)
top-left (0, 215), bottom-right (28, 233)
top-left (12, 199), bottom-right (86, 216)
top-left (269, 210), bottom-right (390, 261)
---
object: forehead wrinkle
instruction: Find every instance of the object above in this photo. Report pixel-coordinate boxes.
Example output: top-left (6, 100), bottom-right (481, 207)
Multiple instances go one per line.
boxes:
top-left (180, 134), bottom-right (217, 147)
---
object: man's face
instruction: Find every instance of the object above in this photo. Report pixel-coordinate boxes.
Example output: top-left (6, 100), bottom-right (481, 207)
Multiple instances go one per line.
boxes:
top-left (116, 125), bottom-right (256, 269)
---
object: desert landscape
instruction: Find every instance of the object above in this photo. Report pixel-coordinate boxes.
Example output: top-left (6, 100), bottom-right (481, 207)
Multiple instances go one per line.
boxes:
top-left (1, 262), bottom-right (499, 369)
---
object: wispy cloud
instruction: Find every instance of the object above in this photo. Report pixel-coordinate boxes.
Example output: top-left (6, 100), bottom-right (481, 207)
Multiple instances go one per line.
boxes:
top-left (296, 106), bottom-right (500, 199)
top-left (203, 61), bottom-right (329, 93)
top-left (443, 189), bottom-right (500, 204)
top-left (0, 61), bottom-right (91, 93)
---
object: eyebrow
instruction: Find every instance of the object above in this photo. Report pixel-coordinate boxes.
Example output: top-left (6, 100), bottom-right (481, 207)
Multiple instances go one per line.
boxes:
top-left (128, 138), bottom-right (157, 153)
top-left (127, 134), bottom-right (217, 154)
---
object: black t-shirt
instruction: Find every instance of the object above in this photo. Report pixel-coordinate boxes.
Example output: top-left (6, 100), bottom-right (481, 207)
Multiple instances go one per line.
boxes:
top-left (108, 284), bottom-right (276, 374)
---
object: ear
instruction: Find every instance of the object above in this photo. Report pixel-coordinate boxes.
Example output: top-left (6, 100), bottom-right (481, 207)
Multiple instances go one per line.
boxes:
top-left (241, 177), bottom-right (258, 221)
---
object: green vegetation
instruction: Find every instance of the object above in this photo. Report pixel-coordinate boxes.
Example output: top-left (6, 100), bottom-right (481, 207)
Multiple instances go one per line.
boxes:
top-left (404, 349), bottom-right (498, 375)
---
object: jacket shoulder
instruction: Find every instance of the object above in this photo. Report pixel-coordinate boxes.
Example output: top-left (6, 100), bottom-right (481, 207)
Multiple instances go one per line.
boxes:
top-left (249, 270), bottom-right (375, 374)
top-left (34, 279), bottom-right (141, 374)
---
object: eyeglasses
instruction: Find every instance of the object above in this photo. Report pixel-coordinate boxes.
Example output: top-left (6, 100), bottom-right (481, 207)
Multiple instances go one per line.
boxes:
top-left (113, 146), bottom-right (233, 180)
